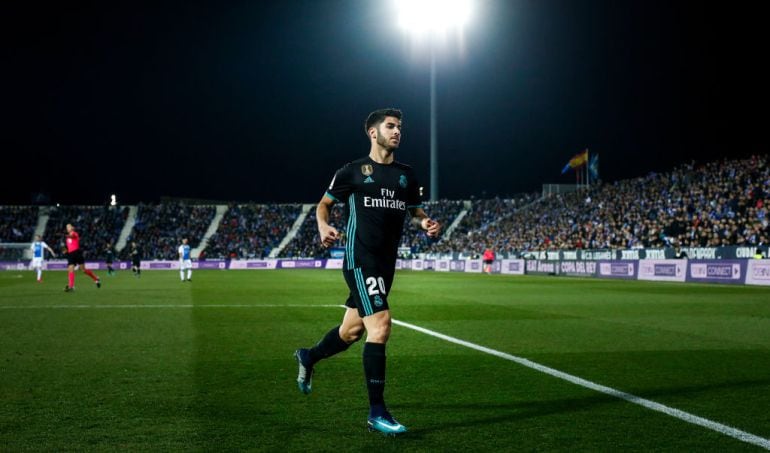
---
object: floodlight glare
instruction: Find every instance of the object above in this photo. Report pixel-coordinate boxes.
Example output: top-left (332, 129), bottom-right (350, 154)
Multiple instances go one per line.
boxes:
top-left (396, 0), bottom-right (471, 34)
top-left (395, 0), bottom-right (473, 200)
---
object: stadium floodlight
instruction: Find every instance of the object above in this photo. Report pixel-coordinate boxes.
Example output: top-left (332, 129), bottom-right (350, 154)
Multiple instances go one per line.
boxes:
top-left (395, 0), bottom-right (472, 201)
top-left (110, 194), bottom-right (117, 206)
top-left (396, 0), bottom-right (472, 35)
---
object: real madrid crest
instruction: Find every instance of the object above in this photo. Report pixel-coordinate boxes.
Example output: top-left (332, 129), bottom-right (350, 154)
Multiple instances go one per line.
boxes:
top-left (361, 164), bottom-right (374, 176)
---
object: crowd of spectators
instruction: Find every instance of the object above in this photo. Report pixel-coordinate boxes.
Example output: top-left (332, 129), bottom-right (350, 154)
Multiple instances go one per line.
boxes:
top-left (399, 199), bottom-right (466, 255)
top-left (432, 195), bottom-right (538, 256)
top-left (0, 206), bottom-right (39, 260)
top-left (0, 206), bottom-right (38, 243)
top-left (2, 155), bottom-right (767, 261)
top-left (46, 205), bottom-right (129, 259)
top-left (280, 204), bottom-right (347, 258)
top-left (446, 155), bottom-right (768, 255)
top-left (122, 203), bottom-right (215, 260)
top-left (205, 204), bottom-right (301, 259)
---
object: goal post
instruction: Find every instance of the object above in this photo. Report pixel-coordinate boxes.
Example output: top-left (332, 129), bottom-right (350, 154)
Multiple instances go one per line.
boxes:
top-left (0, 243), bottom-right (32, 261)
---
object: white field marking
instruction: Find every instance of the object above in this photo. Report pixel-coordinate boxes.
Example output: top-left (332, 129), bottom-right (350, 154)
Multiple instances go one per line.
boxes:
top-left (4, 302), bottom-right (766, 449)
top-left (0, 304), bottom-right (343, 309)
top-left (392, 318), bottom-right (770, 451)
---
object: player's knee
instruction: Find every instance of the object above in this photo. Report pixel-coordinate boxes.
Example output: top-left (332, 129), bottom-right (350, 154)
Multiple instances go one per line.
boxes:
top-left (340, 324), bottom-right (364, 343)
top-left (365, 321), bottom-right (391, 343)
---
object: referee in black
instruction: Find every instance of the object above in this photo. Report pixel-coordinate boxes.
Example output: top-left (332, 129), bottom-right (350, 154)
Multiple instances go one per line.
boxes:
top-left (294, 108), bottom-right (441, 435)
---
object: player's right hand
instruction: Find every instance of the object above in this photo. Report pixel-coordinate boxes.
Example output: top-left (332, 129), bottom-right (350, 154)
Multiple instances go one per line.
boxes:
top-left (319, 225), bottom-right (339, 248)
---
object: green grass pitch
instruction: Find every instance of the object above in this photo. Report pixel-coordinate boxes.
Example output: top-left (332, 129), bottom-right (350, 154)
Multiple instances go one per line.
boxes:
top-left (1, 269), bottom-right (769, 451)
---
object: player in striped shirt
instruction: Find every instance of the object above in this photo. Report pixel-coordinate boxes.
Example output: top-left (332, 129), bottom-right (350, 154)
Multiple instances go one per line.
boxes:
top-left (178, 238), bottom-right (192, 282)
top-left (30, 235), bottom-right (56, 282)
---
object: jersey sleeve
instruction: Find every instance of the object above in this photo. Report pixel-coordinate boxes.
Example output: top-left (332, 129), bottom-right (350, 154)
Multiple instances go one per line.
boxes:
top-left (324, 164), bottom-right (354, 203)
top-left (406, 167), bottom-right (423, 209)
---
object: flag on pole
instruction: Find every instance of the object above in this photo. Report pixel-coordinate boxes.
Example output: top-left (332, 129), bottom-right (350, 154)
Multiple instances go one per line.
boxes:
top-left (561, 149), bottom-right (589, 174)
top-left (588, 153), bottom-right (599, 181)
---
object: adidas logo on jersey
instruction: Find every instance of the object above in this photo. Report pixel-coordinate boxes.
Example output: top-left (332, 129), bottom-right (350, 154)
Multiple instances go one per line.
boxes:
top-left (364, 176), bottom-right (375, 183)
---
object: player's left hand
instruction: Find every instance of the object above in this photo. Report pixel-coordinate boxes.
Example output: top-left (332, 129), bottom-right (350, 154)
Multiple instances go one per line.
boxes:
top-left (421, 218), bottom-right (441, 238)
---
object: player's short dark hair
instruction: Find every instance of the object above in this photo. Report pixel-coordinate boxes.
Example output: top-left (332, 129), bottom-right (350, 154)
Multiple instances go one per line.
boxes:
top-left (365, 108), bottom-right (402, 135)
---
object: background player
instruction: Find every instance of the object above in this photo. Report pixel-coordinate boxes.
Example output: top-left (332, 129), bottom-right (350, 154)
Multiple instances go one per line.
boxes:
top-left (30, 234), bottom-right (56, 282)
top-left (294, 108), bottom-right (441, 435)
top-left (178, 238), bottom-right (192, 282)
top-left (64, 223), bottom-right (101, 292)
top-left (130, 241), bottom-right (142, 278)
top-left (104, 240), bottom-right (116, 275)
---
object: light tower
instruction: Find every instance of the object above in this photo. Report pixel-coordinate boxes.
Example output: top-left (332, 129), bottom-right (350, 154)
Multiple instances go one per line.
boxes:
top-left (396, 0), bottom-right (472, 201)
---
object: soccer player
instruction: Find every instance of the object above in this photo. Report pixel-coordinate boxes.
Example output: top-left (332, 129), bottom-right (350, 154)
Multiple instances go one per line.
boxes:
top-left (29, 234), bottom-right (56, 282)
top-left (294, 108), bottom-right (441, 435)
top-left (129, 241), bottom-right (142, 278)
top-left (178, 238), bottom-right (192, 282)
top-left (64, 223), bottom-right (101, 292)
top-left (104, 241), bottom-right (116, 275)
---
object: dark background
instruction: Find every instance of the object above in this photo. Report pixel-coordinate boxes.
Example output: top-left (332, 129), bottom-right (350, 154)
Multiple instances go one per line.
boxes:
top-left (2, 1), bottom-right (767, 205)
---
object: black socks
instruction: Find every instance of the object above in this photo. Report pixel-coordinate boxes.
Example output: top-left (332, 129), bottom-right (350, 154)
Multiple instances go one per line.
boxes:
top-left (308, 326), bottom-right (352, 364)
top-left (306, 328), bottom-right (388, 415)
top-left (363, 342), bottom-right (386, 411)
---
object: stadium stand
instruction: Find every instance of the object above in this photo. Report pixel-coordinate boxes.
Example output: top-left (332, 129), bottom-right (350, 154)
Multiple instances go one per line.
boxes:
top-left (435, 194), bottom-right (539, 256)
top-left (121, 203), bottom-right (216, 260)
top-left (0, 206), bottom-right (40, 260)
top-left (204, 204), bottom-right (302, 259)
top-left (0, 206), bottom-right (38, 243)
top-left (1, 155), bottom-right (766, 261)
top-left (461, 155), bottom-right (769, 254)
top-left (279, 204), bottom-right (347, 258)
top-left (45, 205), bottom-right (128, 259)
top-left (399, 199), bottom-right (466, 255)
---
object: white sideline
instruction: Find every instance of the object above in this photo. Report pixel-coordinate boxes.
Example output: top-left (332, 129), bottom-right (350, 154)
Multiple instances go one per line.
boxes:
top-left (392, 318), bottom-right (770, 451)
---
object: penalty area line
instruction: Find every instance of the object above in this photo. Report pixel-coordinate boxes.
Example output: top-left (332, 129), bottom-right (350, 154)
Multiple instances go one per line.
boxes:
top-left (392, 318), bottom-right (770, 451)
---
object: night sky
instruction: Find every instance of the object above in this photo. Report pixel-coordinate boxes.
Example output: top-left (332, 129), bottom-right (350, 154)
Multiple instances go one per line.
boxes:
top-left (3, 1), bottom-right (767, 205)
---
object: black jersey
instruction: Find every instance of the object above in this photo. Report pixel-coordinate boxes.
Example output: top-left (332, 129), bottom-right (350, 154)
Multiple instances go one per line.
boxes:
top-left (325, 156), bottom-right (423, 270)
top-left (130, 246), bottom-right (142, 262)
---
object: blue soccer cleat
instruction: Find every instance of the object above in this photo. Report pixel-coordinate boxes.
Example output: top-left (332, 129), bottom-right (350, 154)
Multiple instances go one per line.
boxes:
top-left (367, 412), bottom-right (407, 435)
top-left (294, 349), bottom-right (313, 395)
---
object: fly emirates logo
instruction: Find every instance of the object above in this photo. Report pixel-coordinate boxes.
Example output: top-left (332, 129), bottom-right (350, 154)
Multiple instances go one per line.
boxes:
top-left (363, 188), bottom-right (406, 210)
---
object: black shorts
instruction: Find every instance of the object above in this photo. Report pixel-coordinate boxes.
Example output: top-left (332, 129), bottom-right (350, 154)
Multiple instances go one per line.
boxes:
top-left (67, 249), bottom-right (85, 266)
top-left (132, 259), bottom-right (141, 267)
top-left (483, 259), bottom-right (493, 265)
top-left (343, 267), bottom-right (394, 317)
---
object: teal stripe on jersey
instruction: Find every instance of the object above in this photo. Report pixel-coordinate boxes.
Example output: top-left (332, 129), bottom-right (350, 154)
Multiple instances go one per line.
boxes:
top-left (346, 194), bottom-right (356, 270)
top-left (354, 268), bottom-right (373, 316)
top-left (324, 191), bottom-right (339, 202)
top-left (359, 269), bottom-right (374, 316)
top-left (407, 204), bottom-right (424, 209)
